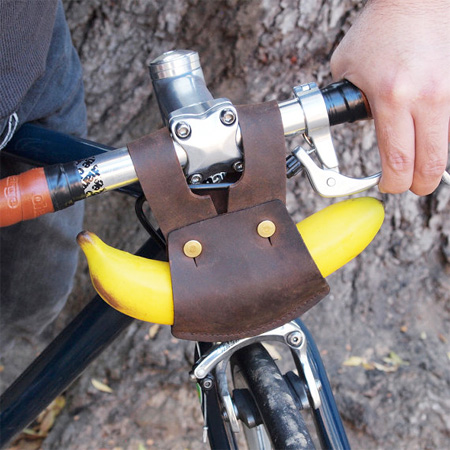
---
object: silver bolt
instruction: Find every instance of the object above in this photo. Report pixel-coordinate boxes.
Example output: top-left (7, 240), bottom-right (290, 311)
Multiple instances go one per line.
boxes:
top-left (220, 108), bottom-right (236, 126)
top-left (202, 378), bottom-right (214, 390)
top-left (189, 173), bottom-right (203, 185)
top-left (286, 331), bottom-right (303, 348)
top-left (233, 161), bottom-right (244, 173)
top-left (326, 177), bottom-right (336, 187)
top-left (175, 121), bottom-right (191, 139)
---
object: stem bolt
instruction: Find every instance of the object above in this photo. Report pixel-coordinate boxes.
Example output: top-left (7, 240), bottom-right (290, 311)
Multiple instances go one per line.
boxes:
top-left (233, 161), bottom-right (244, 173)
top-left (220, 108), bottom-right (236, 126)
top-left (189, 173), bottom-right (203, 185)
top-left (175, 121), bottom-right (191, 139)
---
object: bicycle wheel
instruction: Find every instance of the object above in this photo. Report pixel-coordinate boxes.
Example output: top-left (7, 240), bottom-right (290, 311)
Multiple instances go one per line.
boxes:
top-left (230, 343), bottom-right (314, 450)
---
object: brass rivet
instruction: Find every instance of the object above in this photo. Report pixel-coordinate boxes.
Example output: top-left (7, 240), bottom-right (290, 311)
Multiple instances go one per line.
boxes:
top-left (257, 220), bottom-right (276, 238)
top-left (183, 240), bottom-right (203, 258)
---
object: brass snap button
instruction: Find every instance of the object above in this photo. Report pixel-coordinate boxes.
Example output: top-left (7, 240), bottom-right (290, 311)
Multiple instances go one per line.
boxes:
top-left (183, 240), bottom-right (203, 258)
top-left (257, 220), bottom-right (276, 238)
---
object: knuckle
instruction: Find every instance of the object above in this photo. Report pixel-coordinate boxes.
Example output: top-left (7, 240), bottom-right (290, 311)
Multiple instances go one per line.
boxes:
top-left (415, 79), bottom-right (449, 107)
top-left (384, 150), bottom-right (414, 173)
top-left (377, 78), bottom-right (411, 106)
top-left (416, 158), bottom-right (447, 179)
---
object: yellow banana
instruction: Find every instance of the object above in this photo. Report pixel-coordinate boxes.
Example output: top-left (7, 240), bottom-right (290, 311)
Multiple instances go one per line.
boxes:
top-left (78, 197), bottom-right (384, 325)
top-left (296, 197), bottom-right (384, 277)
top-left (77, 232), bottom-right (174, 324)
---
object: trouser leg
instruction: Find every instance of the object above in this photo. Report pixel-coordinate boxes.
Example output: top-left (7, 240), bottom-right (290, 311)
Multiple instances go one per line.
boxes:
top-left (0, 0), bottom-right (87, 355)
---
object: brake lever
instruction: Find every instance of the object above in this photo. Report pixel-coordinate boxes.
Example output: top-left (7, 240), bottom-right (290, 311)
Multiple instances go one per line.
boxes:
top-left (443, 170), bottom-right (450, 186)
top-left (293, 81), bottom-right (449, 196)
top-left (293, 147), bottom-right (381, 198)
top-left (293, 82), bottom-right (381, 197)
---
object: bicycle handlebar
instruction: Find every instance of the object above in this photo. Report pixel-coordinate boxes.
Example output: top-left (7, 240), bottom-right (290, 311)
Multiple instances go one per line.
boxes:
top-left (0, 80), bottom-right (370, 228)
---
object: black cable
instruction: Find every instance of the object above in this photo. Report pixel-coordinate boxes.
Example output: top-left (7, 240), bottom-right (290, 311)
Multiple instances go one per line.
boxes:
top-left (134, 195), bottom-right (166, 251)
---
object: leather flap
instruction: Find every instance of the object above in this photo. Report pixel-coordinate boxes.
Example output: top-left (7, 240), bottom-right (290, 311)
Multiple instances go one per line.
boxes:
top-left (169, 200), bottom-right (329, 341)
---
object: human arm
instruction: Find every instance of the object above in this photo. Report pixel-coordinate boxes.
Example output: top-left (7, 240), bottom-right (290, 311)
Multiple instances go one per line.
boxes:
top-left (331, 0), bottom-right (450, 195)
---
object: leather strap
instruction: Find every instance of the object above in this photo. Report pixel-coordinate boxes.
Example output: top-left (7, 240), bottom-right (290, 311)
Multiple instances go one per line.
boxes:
top-left (127, 128), bottom-right (217, 237)
top-left (127, 101), bottom-right (287, 234)
top-left (228, 102), bottom-right (286, 211)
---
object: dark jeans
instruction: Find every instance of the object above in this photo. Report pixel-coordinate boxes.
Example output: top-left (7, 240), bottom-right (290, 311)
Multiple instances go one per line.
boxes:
top-left (0, 1), bottom-right (87, 353)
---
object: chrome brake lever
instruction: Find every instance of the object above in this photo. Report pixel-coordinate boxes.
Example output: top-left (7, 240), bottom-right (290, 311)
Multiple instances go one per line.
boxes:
top-left (293, 147), bottom-right (381, 198)
top-left (443, 170), bottom-right (450, 186)
top-left (294, 82), bottom-right (381, 197)
top-left (294, 82), bottom-right (449, 195)
top-left (294, 83), bottom-right (339, 172)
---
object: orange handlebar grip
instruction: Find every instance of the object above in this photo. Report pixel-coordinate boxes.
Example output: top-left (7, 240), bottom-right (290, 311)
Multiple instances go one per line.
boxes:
top-left (0, 168), bottom-right (54, 227)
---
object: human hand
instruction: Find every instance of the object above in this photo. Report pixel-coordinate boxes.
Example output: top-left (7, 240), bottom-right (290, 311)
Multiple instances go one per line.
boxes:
top-left (331, 0), bottom-right (450, 195)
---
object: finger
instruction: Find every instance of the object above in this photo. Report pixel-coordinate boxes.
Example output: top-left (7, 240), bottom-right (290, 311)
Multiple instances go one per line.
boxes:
top-left (410, 112), bottom-right (449, 195)
top-left (374, 106), bottom-right (415, 194)
top-left (330, 49), bottom-right (347, 81)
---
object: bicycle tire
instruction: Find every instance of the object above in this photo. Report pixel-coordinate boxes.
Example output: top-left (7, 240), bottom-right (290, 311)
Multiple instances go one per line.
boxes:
top-left (230, 343), bottom-right (315, 450)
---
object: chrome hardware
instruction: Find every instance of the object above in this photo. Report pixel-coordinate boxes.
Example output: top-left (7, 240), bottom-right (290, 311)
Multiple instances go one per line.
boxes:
top-left (150, 50), bottom-right (242, 182)
top-left (294, 82), bottom-right (339, 171)
top-left (188, 173), bottom-right (203, 185)
top-left (278, 98), bottom-right (306, 136)
top-left (192, 321), bottom-right (322, 435)
top-left (169, 99), bottom-right (242, 180)
top-left (200, 376), bottom-right (214, 390)
top-left (286, 331), bottom-right (303, 348)
top-left (293, 146), bottom-right (381, 197)
top-left (175, 121), bottom-right (191, 139)
top-left (220, 108), bottom-right (237, 126)
top-left (216, 360), bottom-right (241, 432)
top-left (233, 161), bottom-right (244, 173)
top-left (287, 82), bottom-right (384, 196)
top-left (0, 112), bottom-right (19, 151)
top-left (75, 147), bottom-right (138, 197)
top-left (442, 169), bottom-right (450, 185)
top-left (149, 49), bottom-right (201, 81)
top-left (149, 50), bottom-right (214, 125)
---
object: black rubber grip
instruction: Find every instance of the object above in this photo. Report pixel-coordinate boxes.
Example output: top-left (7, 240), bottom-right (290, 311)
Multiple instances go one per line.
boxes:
top-left (44, 162), bottom-right (85, 211)
top-left (321, 80), bottom-right (371, 126)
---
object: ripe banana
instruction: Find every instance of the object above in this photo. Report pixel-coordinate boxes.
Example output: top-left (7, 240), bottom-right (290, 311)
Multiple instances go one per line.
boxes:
top-left (77, 232), bottom-right (174, 324)
top-left (78, 197), bottom-right (384, 325)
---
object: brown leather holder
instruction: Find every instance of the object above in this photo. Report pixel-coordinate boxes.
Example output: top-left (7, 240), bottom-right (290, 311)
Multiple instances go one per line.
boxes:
top-left (128, 101), bottom-right (329, 341)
